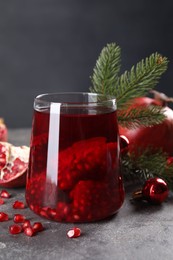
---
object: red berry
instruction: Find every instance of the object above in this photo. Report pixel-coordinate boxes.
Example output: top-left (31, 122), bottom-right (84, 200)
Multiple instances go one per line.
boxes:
top-left (0, 198), bottom-right (4, 205)
top-left (22, 219), bottom-right (31, 229)
top-left (9, 224), bottom-right (22, 235)
top-left (24, 227), bottom-right (35, 237)
top-left (13, 201), bottom-right (25, 209)
top-left (0, 190), bottom-right (11, 198)
top-left (67, 227), bottom-right (81, 238)
top-left (33, 222), bottom-right (44, 232)
top-left (13, 214), bottom-right (26, 223)
top-left (0, 212), bottom-right (9, 221)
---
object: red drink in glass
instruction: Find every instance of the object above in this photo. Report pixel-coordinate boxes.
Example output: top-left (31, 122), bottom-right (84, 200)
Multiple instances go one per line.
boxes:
top-left (26, 93), bottom-right (124, 222)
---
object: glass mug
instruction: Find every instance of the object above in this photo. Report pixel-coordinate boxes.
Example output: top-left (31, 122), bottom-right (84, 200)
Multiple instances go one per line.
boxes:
top-left (25, 92), bottom-right (124, 222)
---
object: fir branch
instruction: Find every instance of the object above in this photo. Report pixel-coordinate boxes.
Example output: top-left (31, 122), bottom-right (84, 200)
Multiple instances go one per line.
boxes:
top-left (117, 105), bottom-right (166, 128)
top-left (122, 150), bottom-right (173, 190)
top-left (116, 53), bottom-right (168, 109)
top-left (90, 43), bottom-right (121, 95)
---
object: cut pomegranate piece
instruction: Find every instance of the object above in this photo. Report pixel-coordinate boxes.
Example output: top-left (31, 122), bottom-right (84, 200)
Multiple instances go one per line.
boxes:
top-left (0, 212), bottom-right (9, 221)
top-left (9, 224), bottom-right (22, 235)
top-left (24, 227), bottom-right (35, 237)
top-left (13, 214), bottom-right (26, 223)
top-left (0, 142), bottom-right (30, 188)
top-left (13, 200), bottom-right (25, 209)
top-left (33, 222), bottom-right (44, 232)
top-left (0, 190), bottom-right (11, 198)
top-left (67, 227), bottom-right (81, 238)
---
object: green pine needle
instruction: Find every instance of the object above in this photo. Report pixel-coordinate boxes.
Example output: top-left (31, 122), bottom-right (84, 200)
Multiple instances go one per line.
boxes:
top-left (122, 150), bottom-right (173, 190)
top-left (90, 42), bottom-right (169, 128)
top-left (116, 53), bottom-right (169, 109)
top-left (90, 43), bottom-right (168, 110)
top-left (117, 105), bottom-right (166, 128)
top-left (90, 43), bottom-right (121, 95)
top-left (90, 42), bottom-right (173, 189)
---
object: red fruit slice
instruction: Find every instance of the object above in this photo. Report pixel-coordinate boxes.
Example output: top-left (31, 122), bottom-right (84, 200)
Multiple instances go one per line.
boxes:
top-left (0, 142), bottom-right (30, 188)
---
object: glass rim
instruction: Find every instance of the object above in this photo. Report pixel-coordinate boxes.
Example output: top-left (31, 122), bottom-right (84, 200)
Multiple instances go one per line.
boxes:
top-left (34, 92), bottom-right (117, 108)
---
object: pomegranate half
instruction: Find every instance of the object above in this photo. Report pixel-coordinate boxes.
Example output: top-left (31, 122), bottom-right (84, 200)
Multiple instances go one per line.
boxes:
top-left (0, 118), bottom-right (8, 142)
top-left (119, 94), bottom-right (173, 156)
top-left (0, 142), bottom-right (29, 188)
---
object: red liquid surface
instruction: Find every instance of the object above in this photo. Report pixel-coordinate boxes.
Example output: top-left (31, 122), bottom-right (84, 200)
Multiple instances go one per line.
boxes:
top-left (26, 109), bottom-right (124, 222)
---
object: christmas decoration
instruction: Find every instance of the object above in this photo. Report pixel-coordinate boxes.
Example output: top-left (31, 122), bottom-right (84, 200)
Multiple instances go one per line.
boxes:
top-left (132, 177), bottom-right (168, 204)
top-left (119, 91), bottom-right (173, 156)
top-left (90, 43), bottom-right (173, 190)
top-left (120, 135), bottom-right (129, 155)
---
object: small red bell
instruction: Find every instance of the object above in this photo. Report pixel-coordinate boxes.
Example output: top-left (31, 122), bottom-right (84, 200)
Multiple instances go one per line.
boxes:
top-left (132, 177), bottom-right (169, 204)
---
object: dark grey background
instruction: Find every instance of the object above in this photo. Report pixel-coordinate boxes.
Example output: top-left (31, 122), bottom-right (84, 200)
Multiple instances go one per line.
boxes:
top-left (0, 0), bottom-right (173, 128)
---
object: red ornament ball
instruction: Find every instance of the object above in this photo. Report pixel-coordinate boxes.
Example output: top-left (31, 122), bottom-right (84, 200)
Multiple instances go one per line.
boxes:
top-left (142, 178), bottom-right (169, 204)
top-left (120, 135), bottom-right (129, 155)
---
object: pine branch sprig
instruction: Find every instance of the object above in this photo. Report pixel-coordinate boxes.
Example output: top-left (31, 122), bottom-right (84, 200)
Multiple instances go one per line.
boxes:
top-left (90, 43), bottom-right (121, 95)
top-left (117, 105), bottom-right (166, 129)
top-left (90, 42), bottom-right (173, 189)
top-left (122, 150), bottom-right (173, 190)
top-left (116, 53), bottom-right (169, 109)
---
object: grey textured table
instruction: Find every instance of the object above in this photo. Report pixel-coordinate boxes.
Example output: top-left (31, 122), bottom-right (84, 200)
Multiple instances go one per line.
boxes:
top-left (0, 129), bottom-right (172, 260)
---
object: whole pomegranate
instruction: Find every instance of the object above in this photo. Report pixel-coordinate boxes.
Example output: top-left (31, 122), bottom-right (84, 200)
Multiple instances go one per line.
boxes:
top-left (0, 118), bottom-right (8, 141)
top-left (119, 91), bottom-right (173, 156)
top-left (0, 142), bottom-right (30, 188)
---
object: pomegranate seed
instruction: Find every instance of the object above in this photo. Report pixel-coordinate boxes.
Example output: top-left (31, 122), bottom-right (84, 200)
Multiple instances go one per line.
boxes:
top-left (13, 201), bottom-right (25, 209)
top-left (9, 224), bottom-right (22, 235)
top-left (13, 214), bottom-right (26, 223)
top-left (67, 227), bottom-right (81, 238)
top-left (47, 208), bottom-right (57, 218)
top-left (22, 220), bottom-right (31, 229)
top-left (0, 212), bottom-right (9, 221)
top-left (0, 190), bottom-right (11, 198)
top-left (24, 227), bottom-right (35, 237)
top-left (0, 198), bottom-right (4, 205)
top-left (33, 222), bottom-right (44, 232)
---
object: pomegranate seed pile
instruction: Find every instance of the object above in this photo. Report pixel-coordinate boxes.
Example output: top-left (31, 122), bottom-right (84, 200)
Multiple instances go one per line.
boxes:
top-left (0, 189), bottom-right (82, 238)
top-left (0, 190), bottom-right (44, 237)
